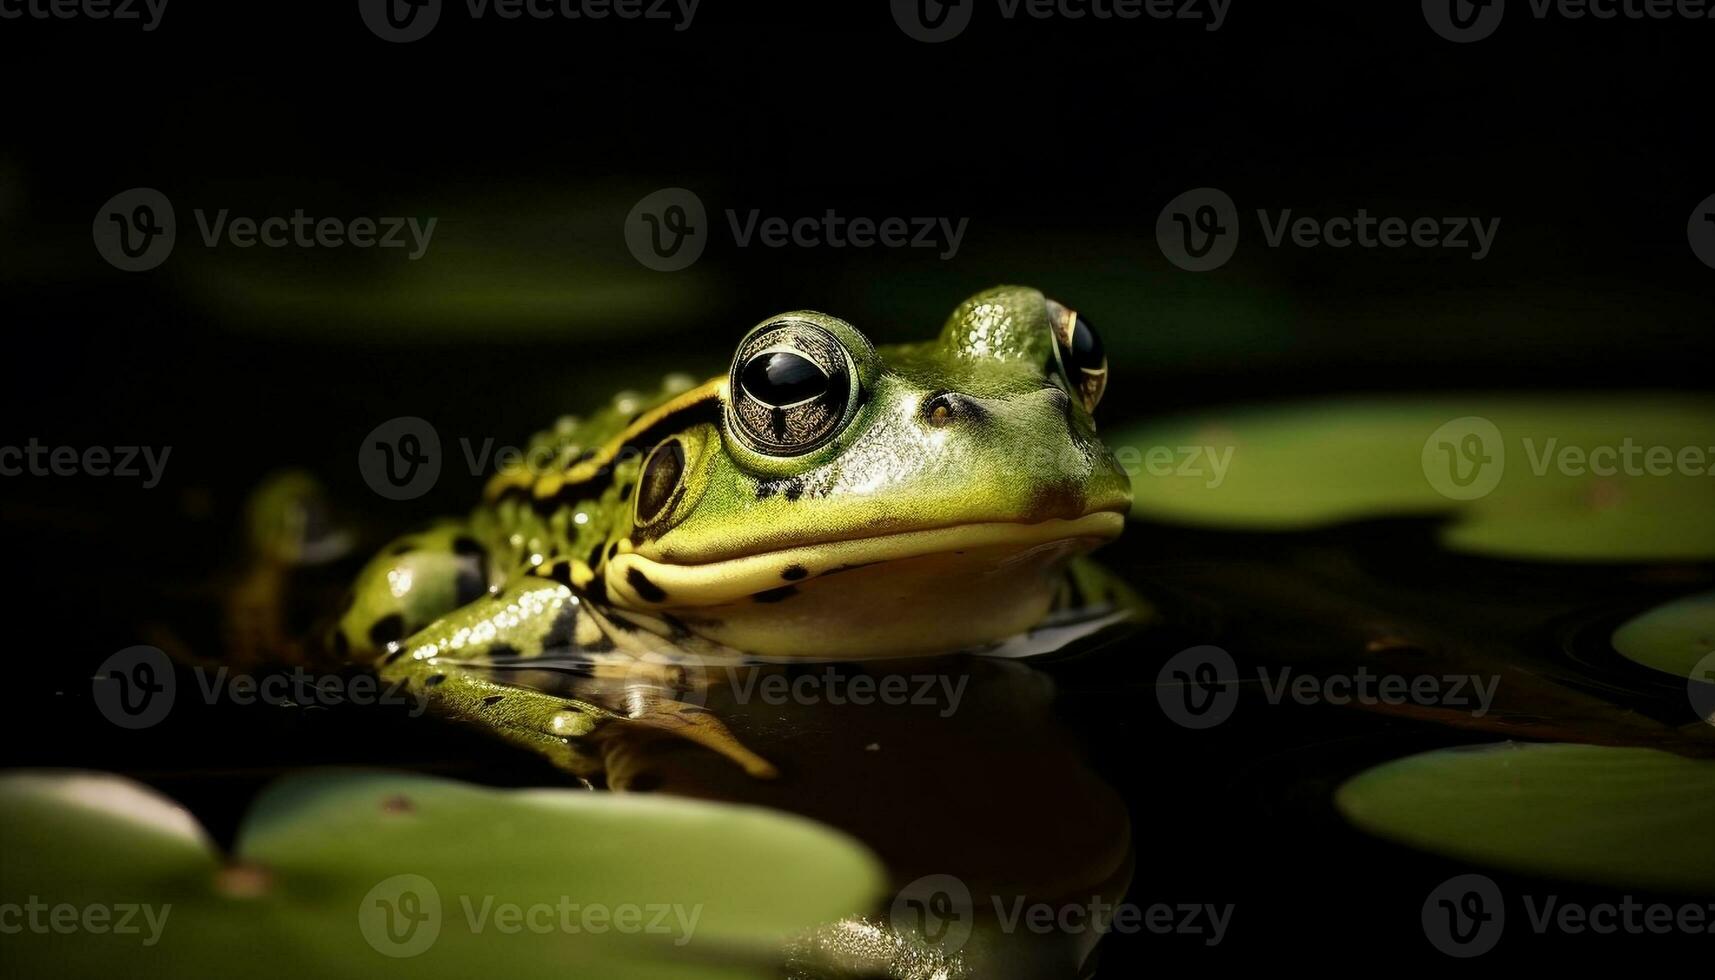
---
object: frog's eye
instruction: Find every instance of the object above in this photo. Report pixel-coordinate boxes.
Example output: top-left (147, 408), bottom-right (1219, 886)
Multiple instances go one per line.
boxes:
top-left (727, 319), bottom-right (857, 456)
top-left (1046, 299), bottom-right (1108, 414)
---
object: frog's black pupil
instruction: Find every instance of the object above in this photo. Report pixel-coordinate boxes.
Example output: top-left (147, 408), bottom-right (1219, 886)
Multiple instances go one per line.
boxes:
top-left (741, 351), bottom-right (828, 406)
top-left (1068, 314), bottom-right (1103, 371)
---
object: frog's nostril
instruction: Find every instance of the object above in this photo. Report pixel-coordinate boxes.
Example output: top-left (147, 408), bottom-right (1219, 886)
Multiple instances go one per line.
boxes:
top-left (922, 392), bottom-right (982, 427)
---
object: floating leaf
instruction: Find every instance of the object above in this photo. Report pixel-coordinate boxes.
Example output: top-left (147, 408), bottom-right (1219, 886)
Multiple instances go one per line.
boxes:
top-left (1335, 742), bottom-right (1715, 892)
top-left (1114, 395), bottom-right (1715, 561)
top-left (1612, 591), bottom-right (1715, 680)
top-left (0, 770), bottom-right (885, 979)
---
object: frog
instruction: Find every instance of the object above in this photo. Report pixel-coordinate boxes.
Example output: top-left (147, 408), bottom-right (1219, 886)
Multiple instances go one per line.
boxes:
top-left (268, 286), bottom-right (1135, 784)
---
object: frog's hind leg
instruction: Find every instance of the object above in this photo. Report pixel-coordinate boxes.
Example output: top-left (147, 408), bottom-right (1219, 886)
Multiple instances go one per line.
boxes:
top-left (329, 520), bottom-right (498, 665)
top-left (377, 579), bottom-right (776, 781)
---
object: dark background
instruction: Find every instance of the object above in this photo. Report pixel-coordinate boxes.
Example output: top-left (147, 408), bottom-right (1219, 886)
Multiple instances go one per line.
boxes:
top-left (1, 0), bottom-right (1710, 974)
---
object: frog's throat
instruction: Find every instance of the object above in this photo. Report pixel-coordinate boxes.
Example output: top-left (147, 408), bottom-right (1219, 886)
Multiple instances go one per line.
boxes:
top-left (601, 511), bottom-right (1123, 609)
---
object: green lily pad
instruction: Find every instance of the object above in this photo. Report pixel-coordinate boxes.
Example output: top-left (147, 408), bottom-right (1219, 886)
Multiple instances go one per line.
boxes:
top-left (1334, 742), bottom-right (1715, 892)
top-left (0, 770), bottom-right (885, 978)
top-left (1114, 394), bottom-right (1715, 561)
top-left (1612, 591), bottom-right (1715, 681)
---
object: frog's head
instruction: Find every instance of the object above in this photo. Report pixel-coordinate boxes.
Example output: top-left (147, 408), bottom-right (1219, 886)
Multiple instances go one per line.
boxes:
top-left (607, 286), bottom-right (1131, 657)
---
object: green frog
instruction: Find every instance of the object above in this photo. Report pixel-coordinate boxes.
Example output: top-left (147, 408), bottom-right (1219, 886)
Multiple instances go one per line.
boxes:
top-left (254, 286), bottom-right (1134, 782)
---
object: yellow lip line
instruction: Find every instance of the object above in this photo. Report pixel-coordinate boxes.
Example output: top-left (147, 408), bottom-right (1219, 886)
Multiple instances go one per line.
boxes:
top-left (606, 511), bottom-right (1125, 607)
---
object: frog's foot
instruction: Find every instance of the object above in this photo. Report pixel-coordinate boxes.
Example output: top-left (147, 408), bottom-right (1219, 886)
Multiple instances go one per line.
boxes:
top-left (379, 579), bottom-right (777, 782)
top-left (610, 694), bottom-right (779, 780)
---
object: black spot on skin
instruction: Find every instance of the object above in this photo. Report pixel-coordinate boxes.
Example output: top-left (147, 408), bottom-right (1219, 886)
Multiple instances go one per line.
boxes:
top-left (487, 643), bottom-right (522, 661)
top-left (586, 575), bottom-right (609, 605)
top-left (783, 480), bottom-right (804, 502)
top-left (425, 673), bottom-right (446, 687)
top-left (547, 560), bottom-right (575, 587)
top-left (587, 540), bottom-right (606, 570)
top-left (756, 481), bottom-right (778, 500)
top-left (481, 695), bottom-right (505, 707)
top-left (452, 536), bottom-right (486, 558)
top-left (781, 564), bottom-right (807, 581)
top-left (330, 631), bottom-right (350, 659)
top-left (607, 541), bottom-right (620, 560)
top-left (454, 561), bottom-right (487, 606)
top-left (626, 568), bottom-right (668, 603)
top-left (753, 585), bottom-right (798, 603)
top-left (660, 614), bottom-right (692, 638)
top-left (628, 771), bottom-right (662, 792)
top-left (542, 603), bottom-right (581, 651)
top-left (368, 614), bottom-right (406, 649)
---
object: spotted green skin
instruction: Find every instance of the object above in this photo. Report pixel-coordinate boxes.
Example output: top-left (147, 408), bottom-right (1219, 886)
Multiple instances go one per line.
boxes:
top-left (315, 286), bottom-right (1133, 780)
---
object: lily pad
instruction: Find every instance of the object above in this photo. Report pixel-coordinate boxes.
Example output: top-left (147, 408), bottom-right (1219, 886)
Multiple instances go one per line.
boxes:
top-left (1114, 394), bottom-right (1715, 561)
top-left (0, 769), bottom-right (885, 978)
top-left (1334, 742), bottom-right (1715, 892)
top-left (1612, 591), bottom-right (1715, 681)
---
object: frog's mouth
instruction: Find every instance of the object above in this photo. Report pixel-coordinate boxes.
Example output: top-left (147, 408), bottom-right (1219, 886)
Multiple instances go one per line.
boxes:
top-left (603, 511), bottom-right (1124, 609)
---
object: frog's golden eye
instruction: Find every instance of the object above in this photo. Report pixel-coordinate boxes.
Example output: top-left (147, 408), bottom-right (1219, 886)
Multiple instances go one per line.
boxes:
top-left (1046, 299), bottom-right (1108, 414)
top-left (727, 319), bottom-right (857, 457)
